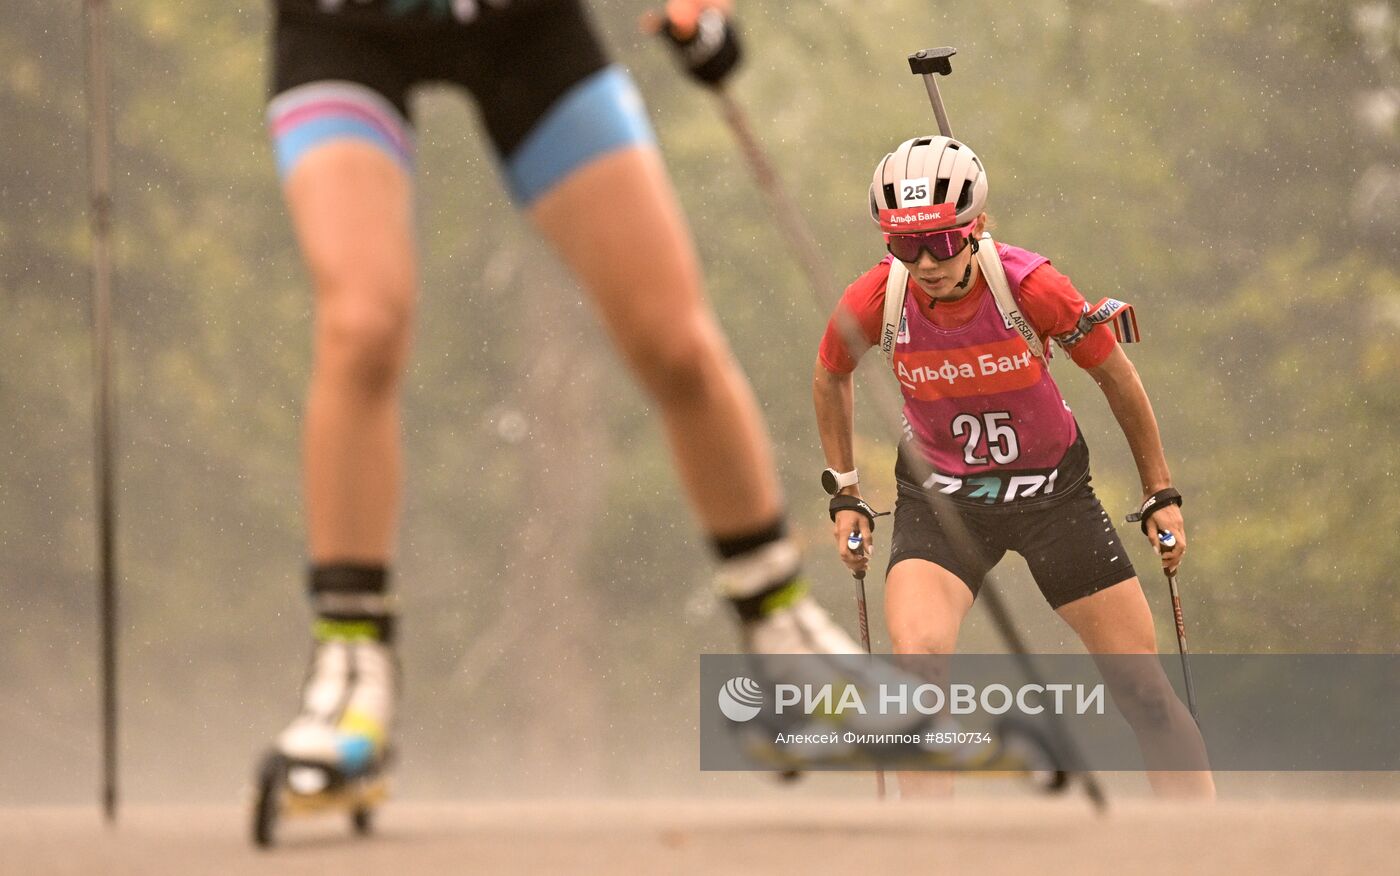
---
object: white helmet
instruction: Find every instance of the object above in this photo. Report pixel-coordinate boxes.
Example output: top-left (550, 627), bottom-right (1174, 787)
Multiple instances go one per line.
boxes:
top-left (869, 136), bottom-right (988, 232)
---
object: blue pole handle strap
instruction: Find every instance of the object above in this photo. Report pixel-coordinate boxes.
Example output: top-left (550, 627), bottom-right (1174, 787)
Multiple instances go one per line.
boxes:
top-left (1126, 487), bottom-right (1183, 535)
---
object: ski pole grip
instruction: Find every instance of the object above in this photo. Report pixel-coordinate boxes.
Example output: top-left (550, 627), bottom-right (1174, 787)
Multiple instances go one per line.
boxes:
top-left (848, 530), bottom-right (866, 581)
top-left (908, 47), bottom-right (956, 76)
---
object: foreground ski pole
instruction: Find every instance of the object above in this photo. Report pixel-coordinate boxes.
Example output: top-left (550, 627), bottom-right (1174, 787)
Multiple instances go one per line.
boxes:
top-left (1157, 531), bottom-right (1199, 723)
top-left (712, 88), bottom-right (844, 321)
top-left (976, 584), bottom-right (1108, 812)
top-left (847, 530), bottom-right (887, 800)
top-left (84, 0), bottom-right (120, 825)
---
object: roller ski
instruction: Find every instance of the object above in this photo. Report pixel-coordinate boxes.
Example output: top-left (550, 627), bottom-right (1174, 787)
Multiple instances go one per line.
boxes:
top-left (252, 748), bottom-right (390, 848)
top-left (251, 629), bottom-right (396, 848)
top-left (736, 587), bottom-right (875, 785)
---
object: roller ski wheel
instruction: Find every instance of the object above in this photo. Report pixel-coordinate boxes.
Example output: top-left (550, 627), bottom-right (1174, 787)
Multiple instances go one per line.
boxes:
top-left (250, 750), bottom-right (389, 848)
top-left (352, 805), bottom-right (374, 835)
top-left (252, 752), bottom-right (287, 848)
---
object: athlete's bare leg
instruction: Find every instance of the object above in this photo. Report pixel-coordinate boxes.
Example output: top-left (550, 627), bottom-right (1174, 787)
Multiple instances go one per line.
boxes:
top-left (884, 559), bottom-right (975, 798)
top-left (528, 145), bottom-right (781, 536)
top-left (1056, 579), bottom-right (1216, 798)
top-left (256, 136), bottom-right (414, 781)
top-left (283, 142), bottom-right (417, 563)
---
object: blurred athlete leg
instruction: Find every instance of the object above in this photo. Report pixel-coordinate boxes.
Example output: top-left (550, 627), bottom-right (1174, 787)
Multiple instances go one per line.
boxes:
top-left (513, 65), bottom-right (858, 654)
top-left (529, 145), bottom-right (780, 534)
top-left (285, 142), bottom-right (415, 564)
top-left (264, 79), bottom-right (415, 773)
top-left (884, 559), bottom-right (975, 798)
top-left (1056, 580), bottom-right (1216, 798)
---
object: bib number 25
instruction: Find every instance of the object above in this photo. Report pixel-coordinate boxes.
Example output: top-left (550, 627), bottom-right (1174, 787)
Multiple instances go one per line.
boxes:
top-left (950, 411), bottom-right (1020, 465)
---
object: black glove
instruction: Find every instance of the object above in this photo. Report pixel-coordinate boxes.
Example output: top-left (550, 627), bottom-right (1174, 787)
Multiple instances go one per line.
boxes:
top-left (657, 5), bottom-right (742, 86)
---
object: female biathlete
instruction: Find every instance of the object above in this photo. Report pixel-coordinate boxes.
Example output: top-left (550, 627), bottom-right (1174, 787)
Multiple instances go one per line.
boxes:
top-left (813, 135), bottom-right (1215, 798)
top-left (260, 0), bottom-right (869, 793)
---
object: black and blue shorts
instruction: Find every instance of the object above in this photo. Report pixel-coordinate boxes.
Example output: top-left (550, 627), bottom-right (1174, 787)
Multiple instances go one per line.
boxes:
top-left (268, 0), bottom-right (655, 203)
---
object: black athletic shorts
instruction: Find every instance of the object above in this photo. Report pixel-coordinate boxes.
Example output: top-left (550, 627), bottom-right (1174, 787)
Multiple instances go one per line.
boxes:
top-left (271, 0), bottom-right (608, 157)
top-left (886, 440), bottom-right (1137, 609)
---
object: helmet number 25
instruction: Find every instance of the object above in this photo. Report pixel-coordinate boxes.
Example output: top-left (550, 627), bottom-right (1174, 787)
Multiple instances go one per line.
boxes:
top-left (950, 411), bottom-right (1020, 465)
top-left (901, 181), bottom-right (929, 204)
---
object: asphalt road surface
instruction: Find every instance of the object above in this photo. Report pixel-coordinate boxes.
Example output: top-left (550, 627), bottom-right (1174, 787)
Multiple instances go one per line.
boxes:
top-left (3, 798), bottom-right (1394, 875)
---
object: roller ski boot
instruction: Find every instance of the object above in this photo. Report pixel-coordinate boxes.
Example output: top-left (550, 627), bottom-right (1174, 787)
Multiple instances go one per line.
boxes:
top-left (738, 588), bottom-right (869, 783)
top-left (252, 633), bottom-right (396, 848)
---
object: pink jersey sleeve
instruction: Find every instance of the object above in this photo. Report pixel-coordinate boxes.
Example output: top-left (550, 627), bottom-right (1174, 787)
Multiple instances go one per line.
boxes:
top-left (817, 260), bottom-right (890, 374)
top-left (1019, 262), bottom-right (1116, 369)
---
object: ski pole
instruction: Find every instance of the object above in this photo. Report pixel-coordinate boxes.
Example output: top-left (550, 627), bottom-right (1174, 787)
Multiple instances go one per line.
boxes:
top-left (712, 88), bottom-right (845, 322)
top-left (846, 530), bottom-right (887, 800)
top-left (847, 531), bottom-right (873, 651)
top-left (84, 0), bottom-right (120, 825)
top-left (1157, 531), bottom-right (1199, 724)
top-left (976, 584), bottom-right (1108, 812)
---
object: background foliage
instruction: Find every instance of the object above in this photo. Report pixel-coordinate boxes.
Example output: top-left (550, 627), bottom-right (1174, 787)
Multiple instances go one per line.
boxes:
top-left (2, 0), bottom-right (1396, 802)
